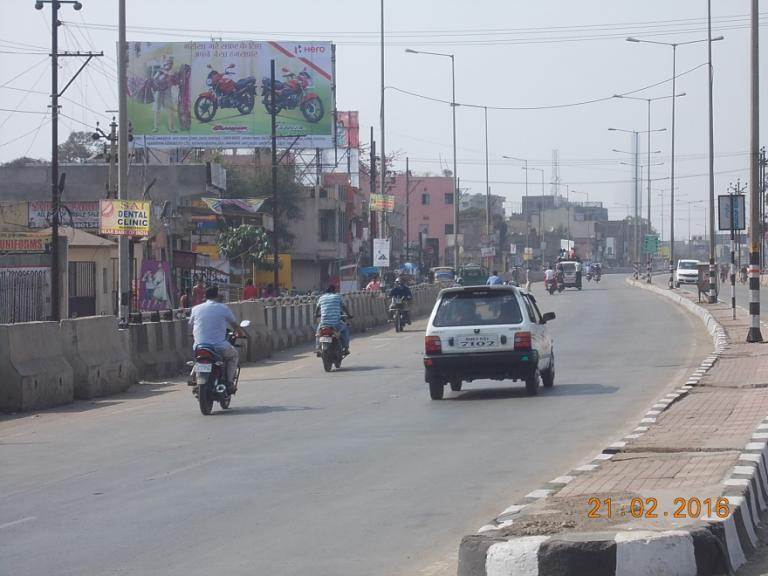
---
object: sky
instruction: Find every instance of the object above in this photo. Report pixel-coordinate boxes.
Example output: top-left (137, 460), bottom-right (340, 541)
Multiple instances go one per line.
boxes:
top-left (1, 0), bottom-right (767, 240)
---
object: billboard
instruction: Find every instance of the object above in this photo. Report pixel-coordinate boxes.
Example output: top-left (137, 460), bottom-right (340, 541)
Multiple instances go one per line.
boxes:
top-left (139, 260), bottom-right (175, 311)
top-left (373, 238), bottom-right (390, 267)
top-left (336, 111), bottom-right (359, 149)
top-left (126, 41), bottom-right (334, 148)
top-left (28, 201), bottom-right (100, 230)
top-left (100, 200), bottom-right (151, 237)
top-left (370, 193), bottom-right (395, 212)
top-left (0, 233), bottom-right (51, 253)
top-left (718, 194), bottom-right (745, 231)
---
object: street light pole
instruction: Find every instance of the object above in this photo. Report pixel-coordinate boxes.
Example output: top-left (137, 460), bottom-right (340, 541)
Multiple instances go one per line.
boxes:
top-left (405, 48), bottom-right (458, 268)
top-left (747, 0), bottom-right (763, 342)
top-left (707, 0), bottom-right (717, 303)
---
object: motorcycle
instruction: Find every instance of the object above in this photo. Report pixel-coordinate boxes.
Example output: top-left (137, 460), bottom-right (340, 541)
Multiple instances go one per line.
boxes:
top-left (586, 272), bottom-right (593, 282)
top-left (389, 296), bottom-right (407, 332)
top-left (261, 67), bottom-right (325, 123)
top-left (556, 272), bottom-right (565, 293)
top-left (316, 315), bottom-right (351, 372)
top-left (193, 64), bottom-right (257, 123)
top-left (188, 320), bottom-right (250, 415)
top-left (545, 277), bottom-right (557, 295)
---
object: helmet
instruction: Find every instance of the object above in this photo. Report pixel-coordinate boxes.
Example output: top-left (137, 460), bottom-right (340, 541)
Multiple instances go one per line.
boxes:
top-left (395, 277), bottom-right (402, 284)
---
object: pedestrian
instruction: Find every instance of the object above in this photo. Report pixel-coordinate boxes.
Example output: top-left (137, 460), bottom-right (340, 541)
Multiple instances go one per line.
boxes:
top-left (365, 274), bottom-right (381, 292)
top-left (265, 283), bottom-right (275, 298)
top-left (486, 270), bottom-right (504, 286)
top-left (178, 290), bottom-right (190, 309)
top-left (191, 277), bottom-right (206, 307)
top-left (243, 278), bottom-right (259, 300)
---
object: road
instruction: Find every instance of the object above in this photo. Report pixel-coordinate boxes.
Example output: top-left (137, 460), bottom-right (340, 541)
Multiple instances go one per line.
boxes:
top-left (0, 276), bottom-right (710, 576)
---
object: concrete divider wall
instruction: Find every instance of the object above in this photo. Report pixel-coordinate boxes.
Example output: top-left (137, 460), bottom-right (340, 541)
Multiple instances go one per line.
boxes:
top-left (0, 321), bottom-right (74, 412)
top-left (60, 316), bottom-right (135, 399)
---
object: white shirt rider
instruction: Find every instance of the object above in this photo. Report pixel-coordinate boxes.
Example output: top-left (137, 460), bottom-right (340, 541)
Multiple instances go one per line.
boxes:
top-left (544, 268), bottom-right (555, 281)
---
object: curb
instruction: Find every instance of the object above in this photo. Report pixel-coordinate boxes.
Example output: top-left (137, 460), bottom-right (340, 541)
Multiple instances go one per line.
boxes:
top-left (457, 278), bottom-right (763, 576)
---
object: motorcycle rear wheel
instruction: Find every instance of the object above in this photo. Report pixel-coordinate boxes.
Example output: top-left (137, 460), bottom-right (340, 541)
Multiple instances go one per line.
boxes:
top-left (322, 355), bottom-right (333, 372)
top-left (198, 385), bottom-right (214, 415)
top-left (194, 95), bottom-right (217, 123)
top-left (300, 97), bottom-right (324, 123)
top-left (237, 92), bottom-right (255, 115)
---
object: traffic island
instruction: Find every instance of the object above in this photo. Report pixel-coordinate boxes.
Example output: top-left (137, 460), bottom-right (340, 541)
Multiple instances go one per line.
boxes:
top-left (458, 280), bottom-right (768, 576)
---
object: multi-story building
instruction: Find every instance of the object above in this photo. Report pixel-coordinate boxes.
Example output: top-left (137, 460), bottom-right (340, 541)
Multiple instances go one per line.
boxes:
top-left (460, 193), bottom-right (506, 218)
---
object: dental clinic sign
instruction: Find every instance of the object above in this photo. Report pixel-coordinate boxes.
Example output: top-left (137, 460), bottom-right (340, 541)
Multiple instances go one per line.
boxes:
top-left (99, 200), bottom-right (151, 237)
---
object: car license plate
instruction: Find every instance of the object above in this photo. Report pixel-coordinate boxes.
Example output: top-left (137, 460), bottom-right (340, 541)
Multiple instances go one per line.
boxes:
top-left (195, 363), bottom-right (212, 373)
top-left (457, 335), bottom-right (498, 348)
top-left (318, 336), bottom-right (333, 343)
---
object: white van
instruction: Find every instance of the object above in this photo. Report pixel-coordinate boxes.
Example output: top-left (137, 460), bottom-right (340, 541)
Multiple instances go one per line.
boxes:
top-left (675, 259), bottom-right (699, 287)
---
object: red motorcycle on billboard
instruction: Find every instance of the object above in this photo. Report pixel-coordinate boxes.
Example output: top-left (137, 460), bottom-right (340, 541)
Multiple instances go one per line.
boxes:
top-left (193, 64), bottom-right (257, 123)
top-left (261, 67), bottom-right (324, 123)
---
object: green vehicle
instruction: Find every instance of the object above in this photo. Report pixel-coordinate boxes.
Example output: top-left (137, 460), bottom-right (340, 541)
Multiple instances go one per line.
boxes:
top-left (458, 264), bottom-right (489, 286)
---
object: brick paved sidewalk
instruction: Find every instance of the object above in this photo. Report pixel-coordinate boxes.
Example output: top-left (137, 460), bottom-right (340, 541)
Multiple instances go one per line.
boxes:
top-left (488, 287), bottom-right (768, 539)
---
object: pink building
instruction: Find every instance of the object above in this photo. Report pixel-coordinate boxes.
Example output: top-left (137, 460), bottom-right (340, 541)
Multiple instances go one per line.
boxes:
top-left (389, 174), bottom-right (455, 268)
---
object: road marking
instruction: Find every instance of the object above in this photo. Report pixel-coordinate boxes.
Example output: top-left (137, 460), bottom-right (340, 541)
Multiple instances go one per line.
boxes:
top-left (283, 365), bottom-right (305, 374)
top-left (0, 516), bottom-right (36, 530)
top-left (147, 456), bottom-right (224, 481)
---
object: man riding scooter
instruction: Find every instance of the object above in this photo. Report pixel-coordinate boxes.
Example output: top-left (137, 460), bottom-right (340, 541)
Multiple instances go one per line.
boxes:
top-left (389, 276), bottom-right (413, 325)
top-left (314, 284), bottom-right (352, 356)
top-left (544, 263), bottom-right (556, 294)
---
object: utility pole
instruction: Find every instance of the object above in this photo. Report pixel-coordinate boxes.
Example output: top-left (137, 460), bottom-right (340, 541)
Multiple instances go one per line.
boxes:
top-left (117, 0), bottom-right (130, 323)
top-left (405, 157), bottom-right (410, 263)
top-left (707, 0), bottom-right (718, 303)
top-left (747, 0), bottom-right (763, 342)
top-left (484, 106), bottom-right (491, 268)
top-left (761, 147), bottom-right (767, 269)
top-left (37, 0), bottom-right (99, 320)
top-left (379, 0), bottom-right (386, 242)
top-left (369, 126), bottom-right (376, 267)
top-left (270, 59), bottom-right (279, 296)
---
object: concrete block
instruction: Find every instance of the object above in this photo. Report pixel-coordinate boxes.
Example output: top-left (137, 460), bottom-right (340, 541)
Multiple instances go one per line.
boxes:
top-left (0, 321), bottom-right (74, 412)
top-left (60, 316), bottom-right (135, 399)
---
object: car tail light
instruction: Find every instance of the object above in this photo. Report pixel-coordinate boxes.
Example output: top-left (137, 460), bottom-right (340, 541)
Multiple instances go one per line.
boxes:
top-left (425, 335), bottom-right (442, 354)
top-left (514, 331), bottom-right (532, 350)
top-left (319, 327), bottom-right (335, 337)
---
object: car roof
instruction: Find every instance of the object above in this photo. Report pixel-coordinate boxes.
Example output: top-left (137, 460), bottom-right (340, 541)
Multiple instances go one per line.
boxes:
top-left (438, 285), bottom-right (521, 297)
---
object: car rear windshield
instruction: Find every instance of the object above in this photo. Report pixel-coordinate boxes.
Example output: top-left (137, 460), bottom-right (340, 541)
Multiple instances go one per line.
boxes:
top-left (433, 291), bottom-right (523, 327)
top-left (678, 261), bottom-right (698, 270)
top-left (561, 263), bottom-right (576, 272)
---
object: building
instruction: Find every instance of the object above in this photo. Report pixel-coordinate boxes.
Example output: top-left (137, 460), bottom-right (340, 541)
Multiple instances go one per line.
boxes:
top-left (460, 193), bottom-right (505, 218)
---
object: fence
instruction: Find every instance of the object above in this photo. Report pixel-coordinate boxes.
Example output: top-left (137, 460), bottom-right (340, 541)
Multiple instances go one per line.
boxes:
top-left (0, 267), bottom-right (50, 324)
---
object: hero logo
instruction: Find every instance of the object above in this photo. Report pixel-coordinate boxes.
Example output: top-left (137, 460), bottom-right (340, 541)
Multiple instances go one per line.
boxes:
top-left (293, 44), bottom-right (326, 55)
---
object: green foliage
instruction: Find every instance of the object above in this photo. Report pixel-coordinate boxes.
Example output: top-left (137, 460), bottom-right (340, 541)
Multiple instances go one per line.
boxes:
top-left (217, 224), bottom-right (274, 271)
top-left (58, 131), bottom-right (100, 164)
top-left (1, 156), bottom-right (49, 167)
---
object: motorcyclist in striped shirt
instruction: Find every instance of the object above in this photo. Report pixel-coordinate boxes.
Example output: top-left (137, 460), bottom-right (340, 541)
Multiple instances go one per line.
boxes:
top-left (314, 284), bottom-right (352, 355)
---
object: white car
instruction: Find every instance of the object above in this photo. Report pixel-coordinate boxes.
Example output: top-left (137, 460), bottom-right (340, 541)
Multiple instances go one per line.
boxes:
top-left (675, 259), bottom-right (700, 286)
top-left (423, 285), bottom-right (556, 400)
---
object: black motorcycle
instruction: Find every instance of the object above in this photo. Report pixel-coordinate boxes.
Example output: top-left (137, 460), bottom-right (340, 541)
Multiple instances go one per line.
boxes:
top-left (193, 64), bottom-right (257, 123)
top-left (389, 296), bottom-right (407, 332)
top-left (188, 320), bottom-right (249, 415)
top-left (315, 315), bottom-right (350, 372)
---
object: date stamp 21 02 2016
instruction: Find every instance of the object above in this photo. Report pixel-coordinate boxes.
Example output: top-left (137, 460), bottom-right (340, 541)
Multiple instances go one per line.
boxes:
top-left (587, 497), bottom-right (731, 520)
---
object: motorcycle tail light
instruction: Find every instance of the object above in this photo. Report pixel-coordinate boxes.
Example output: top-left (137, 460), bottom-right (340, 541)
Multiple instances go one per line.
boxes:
top-left (195, 348), bottom-right (215, 361)
top-left (319, 327), bottom-right (335, 337)
top-left (425, 335), bottom-right (442, 354)
top-left (514, 331), bottom-right (532, 350)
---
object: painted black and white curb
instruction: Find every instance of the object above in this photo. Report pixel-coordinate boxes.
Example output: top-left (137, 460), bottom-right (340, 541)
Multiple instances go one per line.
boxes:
top-left (456, 279), bottom-right (755, 576)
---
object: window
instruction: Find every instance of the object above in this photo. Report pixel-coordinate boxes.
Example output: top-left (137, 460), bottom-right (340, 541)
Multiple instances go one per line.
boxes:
top-left (433, 291), bottom-right (523, 327)
top-left (444, 193), bottom-right (454, 205)
top-left (522, 295), bottom-right (541, 324)
top-left (444, 223), bottom-right (454, 235)
top-left (419, 224), bottom-right (429, 236)
top-left (422, 193), bottom-right (431, 206)
top-left (319, 210), bottom-right (336, 242)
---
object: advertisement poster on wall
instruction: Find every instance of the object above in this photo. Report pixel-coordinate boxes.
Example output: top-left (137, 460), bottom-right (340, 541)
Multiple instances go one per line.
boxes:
top-left (126, 40), bottom-right (335, 149)
top-left (100, 200), bottom-right (151, 237)
top-left (28, 201), bottom-right (100, 230)
top-left (138, 260), bottom-right (175, 311)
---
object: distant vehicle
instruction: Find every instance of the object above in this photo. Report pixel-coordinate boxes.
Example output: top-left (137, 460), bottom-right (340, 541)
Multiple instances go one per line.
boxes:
top-left (458, 263), bottom-right (489, 286)
top-left (559, 261), bottom-right (582, 290)
top-left (431, 266), bottom-right (456, 285)
top-left (675, 259), bottom-right (700, 287)
top-left (423, 285), bottom-right (556, 399)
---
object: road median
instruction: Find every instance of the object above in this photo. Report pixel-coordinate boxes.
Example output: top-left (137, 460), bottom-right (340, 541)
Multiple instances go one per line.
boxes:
top-left (458, 278), bottom-right (768, 576)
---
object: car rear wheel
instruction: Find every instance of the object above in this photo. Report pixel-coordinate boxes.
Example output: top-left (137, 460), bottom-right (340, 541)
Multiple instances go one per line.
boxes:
top-left (524, 369), bottom-right (540, 396)
top-left (429, 380), bottom-right (445, 400)
top-left (450, 379), bottom-right (462, 392)
top-left (542, 354), bottom-right (555, 388)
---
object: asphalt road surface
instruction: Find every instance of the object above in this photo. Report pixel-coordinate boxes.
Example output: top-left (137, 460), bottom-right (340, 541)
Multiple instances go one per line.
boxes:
top-left (0, 276), bottom-right (710, 576)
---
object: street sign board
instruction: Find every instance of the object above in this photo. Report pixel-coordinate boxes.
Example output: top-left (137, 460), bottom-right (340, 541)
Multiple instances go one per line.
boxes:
top-left (642, 234), bottom-right (659, 254)
top-left (373, 238), bottom-right (390, 267)
top-left (523, 246), bottom-right (533, 261)
top-left (480, 246), bottom-right (496, 257)
top-left (509, 244), bottom-right (517, 255)
top-left (718, 194), bottom-right (745, 231)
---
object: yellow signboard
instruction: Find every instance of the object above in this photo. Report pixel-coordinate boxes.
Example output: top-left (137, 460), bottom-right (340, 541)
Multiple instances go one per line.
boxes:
top-left (370, 193), bottom-right (395, 212)
top-left (255, 254), bottom-right (292, 290)
top-left (99, 200), bottom-right (150, 237)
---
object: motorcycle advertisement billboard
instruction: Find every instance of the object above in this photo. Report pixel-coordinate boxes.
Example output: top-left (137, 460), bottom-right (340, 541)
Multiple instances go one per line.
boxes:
top-left (126, 40), bottom-right (335, 149)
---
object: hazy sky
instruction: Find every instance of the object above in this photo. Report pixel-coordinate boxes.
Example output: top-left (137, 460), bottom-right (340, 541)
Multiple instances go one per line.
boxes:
top-left (1, 0), bottom-right (767, 239)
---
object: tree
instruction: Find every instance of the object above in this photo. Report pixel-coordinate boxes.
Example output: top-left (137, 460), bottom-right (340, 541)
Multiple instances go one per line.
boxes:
top-left (1, 156), bottom-right (49, 167)
top-left (217, 224), bottom-right (275, 272)
top-left (223, 164), bottom-right (302, 250)
top-left (58, 131), bottom-right (100, 164)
